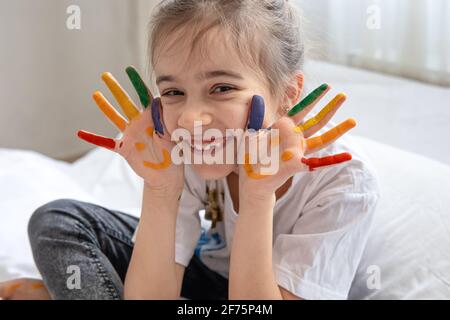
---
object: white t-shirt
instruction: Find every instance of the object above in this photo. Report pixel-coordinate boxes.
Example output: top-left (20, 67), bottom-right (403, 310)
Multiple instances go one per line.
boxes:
top-left (134, 126), bottom-right (380, 300)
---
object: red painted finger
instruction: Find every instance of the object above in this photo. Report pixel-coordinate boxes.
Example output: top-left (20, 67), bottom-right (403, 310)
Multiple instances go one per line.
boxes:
top-left (301, 153), bottom-right (352, 171)
top-left (77, 130), bottom-right (116, 150)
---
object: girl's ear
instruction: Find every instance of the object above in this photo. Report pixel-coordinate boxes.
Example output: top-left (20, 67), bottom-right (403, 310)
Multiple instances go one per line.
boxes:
top-left (287, 72), bottom-right (304, 106)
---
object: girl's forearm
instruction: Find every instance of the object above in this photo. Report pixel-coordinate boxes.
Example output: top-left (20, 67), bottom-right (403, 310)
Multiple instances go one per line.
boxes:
top-left (124, 184), bottom-right (182, 300)
top-left (229, 193), bottom-right (283, 300)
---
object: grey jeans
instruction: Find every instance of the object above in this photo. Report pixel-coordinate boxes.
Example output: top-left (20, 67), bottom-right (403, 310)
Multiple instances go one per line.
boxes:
top-left (28, 199), bottom-right (228, 300)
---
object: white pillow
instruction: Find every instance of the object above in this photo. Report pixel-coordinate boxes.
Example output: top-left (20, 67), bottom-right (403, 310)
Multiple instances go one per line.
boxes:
top-left (348, 136), bottom-right (450, 299)
top-left (67, 147), bottom-right (143, 218)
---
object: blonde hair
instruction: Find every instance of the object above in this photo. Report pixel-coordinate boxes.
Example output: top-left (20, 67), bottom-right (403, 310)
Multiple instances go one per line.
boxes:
top-left (148, 0), bottom-right (305, 105)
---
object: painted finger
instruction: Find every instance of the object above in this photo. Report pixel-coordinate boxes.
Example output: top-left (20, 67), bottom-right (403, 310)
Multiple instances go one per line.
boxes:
top-left (247, 95), bottom-right (265, 131)
top-left (302, 153), bottom-right (352, 171)
top-left (305, 118), bottom-right (357, 154)
top-left (102, 72), bottom-right (141, 120)
top-left (77, 130), bottom-right (117, 151)
top-left (93, 91), bottom-right (128, 132)
top-left (288, 84), bottom-right (330, 123)
top-left (151, 97), bottom-right (164, 136)
top-left (126, 66), bottom-right (153, 109)
top-left (296, 93), bottom-right (347, 138)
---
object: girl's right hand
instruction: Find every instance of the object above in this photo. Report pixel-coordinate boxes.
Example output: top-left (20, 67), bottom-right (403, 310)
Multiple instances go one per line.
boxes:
top-left (77, 66), bottom-right (184, 195)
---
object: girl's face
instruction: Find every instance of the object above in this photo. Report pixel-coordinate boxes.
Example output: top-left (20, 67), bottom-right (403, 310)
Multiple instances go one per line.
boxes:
top-left (153, 27), bottom-right (281, 180)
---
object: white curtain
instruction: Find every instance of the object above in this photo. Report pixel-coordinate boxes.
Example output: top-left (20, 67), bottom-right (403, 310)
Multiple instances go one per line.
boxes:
top-left (0, 0), bottom-right (158, 160)
top-left (298, 0), bottom-right (450, 86)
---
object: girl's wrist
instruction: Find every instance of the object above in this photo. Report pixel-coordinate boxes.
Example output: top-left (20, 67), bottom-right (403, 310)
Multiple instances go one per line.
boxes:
top-left (239, 186), bottom-right (276, 202)
top-left (143, 182), bottom-right (183, 201)
top-left (239, 191), bottom-right (276, 213)
top-left (142, 183), bottom-right (183, 219)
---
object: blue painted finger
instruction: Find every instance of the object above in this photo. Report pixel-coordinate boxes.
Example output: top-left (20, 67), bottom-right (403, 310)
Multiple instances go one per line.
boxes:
top-left (151, 98), bottom-right (164, 136)
top-left (247, 95), bottom-right (265, 131)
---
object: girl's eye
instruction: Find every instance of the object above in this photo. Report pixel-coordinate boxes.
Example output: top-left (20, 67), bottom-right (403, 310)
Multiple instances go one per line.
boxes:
top-left (162, 90), bottom-right (184, 96)
top-left (212, 85), bottom-right (235, 94)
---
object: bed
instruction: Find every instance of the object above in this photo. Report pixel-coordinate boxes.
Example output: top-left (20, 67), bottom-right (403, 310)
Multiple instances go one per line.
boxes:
top-left (1, 60), bottom-right (449, 299)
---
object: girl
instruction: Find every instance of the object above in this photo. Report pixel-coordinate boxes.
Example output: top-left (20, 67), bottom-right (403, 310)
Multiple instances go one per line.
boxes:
top-left (0, 0), bottom-right (379, 300)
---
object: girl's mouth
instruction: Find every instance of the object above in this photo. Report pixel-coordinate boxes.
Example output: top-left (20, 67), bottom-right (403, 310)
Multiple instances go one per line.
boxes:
top-left (183, 135), bottom-right (234, 155)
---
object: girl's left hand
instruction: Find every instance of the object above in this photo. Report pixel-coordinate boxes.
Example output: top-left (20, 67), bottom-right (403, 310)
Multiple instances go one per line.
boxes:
top-left (239, 84), bottom-right (356, 198)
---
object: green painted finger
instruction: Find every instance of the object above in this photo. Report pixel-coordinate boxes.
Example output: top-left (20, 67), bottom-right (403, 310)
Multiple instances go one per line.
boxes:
top-left (126, 66), bottom-right (152, 108)
top-left (288, 83), bottom-right (329, 117)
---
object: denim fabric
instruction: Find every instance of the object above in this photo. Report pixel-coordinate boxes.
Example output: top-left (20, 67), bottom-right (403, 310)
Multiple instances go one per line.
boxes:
top-left (28, 199), bottom-right (228, 300)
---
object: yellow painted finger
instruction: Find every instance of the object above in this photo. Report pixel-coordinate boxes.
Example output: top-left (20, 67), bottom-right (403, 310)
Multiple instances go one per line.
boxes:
top-left (93, 91), bottom-right (128, 132)
top-left (295, 93), bottom-right (347, 133)
top-left (306, 118), bottom-right (357, 151)
top-left (143, 149), bottom-right (171, 170)
top-left (102, 72), bottom-right (140, 121)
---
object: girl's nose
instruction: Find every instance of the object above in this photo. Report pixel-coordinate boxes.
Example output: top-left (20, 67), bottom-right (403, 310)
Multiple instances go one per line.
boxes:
top-left (177, 104), bottom-right (213, 130)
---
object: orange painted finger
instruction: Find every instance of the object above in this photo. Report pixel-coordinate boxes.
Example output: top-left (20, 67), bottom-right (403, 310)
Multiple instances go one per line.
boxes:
top-left (295, 93), bottom-right (347, 136)
top-left (305, 118), bottom-right (357, 153)
top-left (77, 130), bottom-right (116, 150)
top-left (93, 91), bottom-right (128, 132)
top-left (302, 153), bottom-right (352, 171)
top-left (102, 72), bottom-right (140, 121)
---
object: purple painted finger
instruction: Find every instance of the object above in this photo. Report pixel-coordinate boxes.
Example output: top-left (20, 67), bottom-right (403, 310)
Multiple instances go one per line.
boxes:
top-left (151, 97), bottom-right (164, 136)
top-left (247, 95), bottom-right (265, 131)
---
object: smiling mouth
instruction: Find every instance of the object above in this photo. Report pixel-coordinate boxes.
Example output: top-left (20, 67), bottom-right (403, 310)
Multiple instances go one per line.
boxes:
top-left (183, 136), bottom-right (234, 153)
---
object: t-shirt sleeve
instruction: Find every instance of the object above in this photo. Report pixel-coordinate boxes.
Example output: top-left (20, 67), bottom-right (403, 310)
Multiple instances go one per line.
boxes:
top-left (273, 160), bottom-right (380, 300)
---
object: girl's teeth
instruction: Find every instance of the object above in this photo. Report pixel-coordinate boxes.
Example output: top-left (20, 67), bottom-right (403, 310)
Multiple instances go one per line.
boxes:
top-left (203, 144), bottom-right (213, 151)
top-left (184, 137), bottom-right (231, 153)
top-left (191, 140), bottom-right (222, 152)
